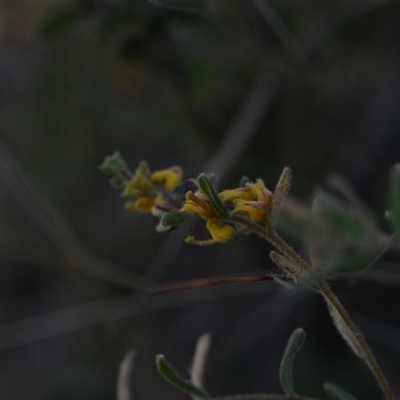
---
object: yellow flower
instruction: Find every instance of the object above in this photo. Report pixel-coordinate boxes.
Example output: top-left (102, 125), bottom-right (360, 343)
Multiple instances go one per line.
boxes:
top-left (182, 191), bottom-right (215, 220)
top-left (206, 218), bottom-right (235, 243)
top-left (122, 177), bottom-right (152, 197)
top-left (218, 179), bottom-right (273, 223)
top-left (219, 187), bottom-right (253, 203)
top-left (125, 196), bottom-right (155, 213)
top-left (182, 191), bottom-right (235, 243)
top-left (122, 162), bottom-right (185, 217)
top-left (247, 179), bottom-right (272, 203)
top-left (151, 193), bottom-right (168, 217)
top-left (151, 166), bottom-right (182, 191)
top-left (122, 160), bottom-right (153, 197)
top-left (233, 200), bottom-right (268, 223)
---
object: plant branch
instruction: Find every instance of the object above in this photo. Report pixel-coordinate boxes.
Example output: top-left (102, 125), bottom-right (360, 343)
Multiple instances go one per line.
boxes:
top-left (320, 282), bottom-right (395, 400)
top-left (227, 215), bottom-right (395, 400)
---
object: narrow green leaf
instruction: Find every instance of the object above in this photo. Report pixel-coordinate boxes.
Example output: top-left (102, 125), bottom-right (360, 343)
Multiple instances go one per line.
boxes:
top-left (271, 167), bottom-right (292, 224)
top-left (160, 212), bottom-right (188, 228)
top-left (191, 333), bottom-right (212, 389)
top-left (389, 164), bottom-right (400, 238)
top-left (197, 174), bottom-right (228, 218)
top-left (323, 382), bottom-right (359, 400)
top-left (156, 355), bottom-right (209, 399)
top-left (279, 328), bottom-right (306, 396)
top-left (323, 295), bottom-right (364, 360)
top-left (117, 349), bottom-right (136, 400)
top-left (270, 251), bottom-right (304, 281)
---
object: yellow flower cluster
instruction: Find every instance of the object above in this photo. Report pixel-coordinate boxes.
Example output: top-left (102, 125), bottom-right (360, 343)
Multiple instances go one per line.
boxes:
top-left (181, 179), bottom-right (273, 243)
top-left (122, 161), bottom-right (182, 216)
top-left (182, 191), bottom-right (235, 243)
top-left (101, 152), bottom-right (291, 246)
top-left (116, 155), bottom-right (276, 244)
top-left (220, 179), bottom-right (273, 223)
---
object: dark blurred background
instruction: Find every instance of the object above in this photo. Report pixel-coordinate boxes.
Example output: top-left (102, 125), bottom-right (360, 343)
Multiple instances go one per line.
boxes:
top-left (0, 1), bottom-right (400, 399)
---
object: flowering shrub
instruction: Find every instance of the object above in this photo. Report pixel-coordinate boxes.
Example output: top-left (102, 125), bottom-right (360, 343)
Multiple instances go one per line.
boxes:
top-left (100, 151), bottom-right (399, 400)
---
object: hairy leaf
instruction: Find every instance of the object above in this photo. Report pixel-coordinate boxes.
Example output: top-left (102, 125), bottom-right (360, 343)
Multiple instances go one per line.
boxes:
top-left (198, 174), bottom-right (229, 218)
top-left (271, 167), bottom-right (292, 224)
top-left (160, 212), bottom-right (188, 228)
top-left (323, 382), bottom-right (359, 400)
top-left (98, 151), bottom-right (129, 175)
top-left (280, 328), bottom-right (306, 396)
top-left (156, 355), bottom-right (209, 399)
top-left (323, 295), bottom-right (364, 360)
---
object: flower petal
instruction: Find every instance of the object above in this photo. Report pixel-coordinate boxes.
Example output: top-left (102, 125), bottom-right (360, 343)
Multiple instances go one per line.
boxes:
top-left (122, 160), bottom-right (154, 197)
top-left (219, 187), bottom-right (253, 203)
top-left (152, 166), bottom-right (183, 191)
top-left (206, 219), bottom-right (234, 243)
top-left (232, 200), bottom-right (267, 222)
top-left (247, 179), bottom-right (273, 204)
top-left (182, 191), bottom-right (215, 220)
top-left (125, 196), bottom-right (155, 213)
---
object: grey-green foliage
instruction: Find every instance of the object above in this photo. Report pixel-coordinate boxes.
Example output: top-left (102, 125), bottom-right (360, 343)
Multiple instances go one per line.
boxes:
top-left (279, 328), bottom-right (306, 396)
top-left (197, 174), bottom-right (229, 218)
top-left (98, 151), bottom-right (132, 188)
top-left (323, 382), bottom-right (359, 400)
top-left (159, 212), bottom-right (189, 228)
top-left (156, 354), bottom-right (209, 399)
top-left (154, 331), bottom-right (363, 400)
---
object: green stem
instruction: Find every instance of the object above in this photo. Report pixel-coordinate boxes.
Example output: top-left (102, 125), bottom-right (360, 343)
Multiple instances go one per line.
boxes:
top-left (228, 215), bottom-right (395, 400)
top-left (229, 215), bottom-right (311, 273)
top-left (320, 282), bottom-right (395, 400)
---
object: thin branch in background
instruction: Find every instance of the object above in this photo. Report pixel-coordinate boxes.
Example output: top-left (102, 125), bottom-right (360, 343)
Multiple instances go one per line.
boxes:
top-left (0, 140), bottom-right (152, 291)
top-left (250, 0), bottom-right (310, 69)
top-left (117, 349), bottom-right (136, 400)
top-left (306, 0), bottom-right (393, 54)
top-left (0, 294), bottom-right (129, 352)
top-left (324, 173), bottom-right (396, 282)
top-left (348, 236), bottom-right (395, 284)
top-left (251, 0), bottom-right (392, 69)
top-left (326, 174), bottom-right (386, 241)
top-left (353, 312), bottom-right (400, 354)
top-left (190, 333), bottom-right (211, 392)
top-left (222, 288), bottom-right (304, 354)
top-left (155, 274), bottom-right (275, 294)
top-left (205, 80), bottom-right (279, 183)
top-left (0, 229), bottom-right (63, 269)
top-left (146, 0), bottom-right (256, 55)
top-left (358, 268), bottom-right (400, 287)
top-left (0, 279), bottom-right (278, 352)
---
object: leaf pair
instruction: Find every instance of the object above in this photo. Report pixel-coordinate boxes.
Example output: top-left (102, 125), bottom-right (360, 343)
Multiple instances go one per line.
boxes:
top-left (154, 328), bottom-right (306, 400)
top-left (156, 355), bottom-right (209, 399)
top-left (155, 328), bottom-right (359, 400)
